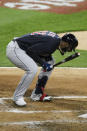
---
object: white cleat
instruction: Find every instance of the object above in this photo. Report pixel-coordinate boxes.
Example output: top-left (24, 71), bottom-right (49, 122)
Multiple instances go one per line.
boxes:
top-left (14, 97), bottom-right (27, 106)
top-left (30, 89), bottom-right (52, 102)
top-left (42, 95), bottom-right (52, 101)
top-left (30, 89), bottom-right (42, 101)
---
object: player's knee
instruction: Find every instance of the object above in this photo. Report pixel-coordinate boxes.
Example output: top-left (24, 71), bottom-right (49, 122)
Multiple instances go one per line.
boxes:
top-left (29, 65), bottom-right (38, 76)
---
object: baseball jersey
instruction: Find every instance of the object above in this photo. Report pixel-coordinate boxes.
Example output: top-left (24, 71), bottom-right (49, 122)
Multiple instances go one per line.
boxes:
top-left (14, 31), bottom-right (61, 66)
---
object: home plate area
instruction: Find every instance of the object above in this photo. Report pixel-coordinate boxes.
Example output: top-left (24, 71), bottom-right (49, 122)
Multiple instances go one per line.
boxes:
top-left (0, 67), bottom-right (87, 131)
top-left (0, 96), bottom-right (87, 131)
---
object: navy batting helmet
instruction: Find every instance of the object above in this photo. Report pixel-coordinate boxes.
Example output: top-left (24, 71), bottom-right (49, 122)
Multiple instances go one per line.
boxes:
top-left (62, 33), bottom-right (78, 52)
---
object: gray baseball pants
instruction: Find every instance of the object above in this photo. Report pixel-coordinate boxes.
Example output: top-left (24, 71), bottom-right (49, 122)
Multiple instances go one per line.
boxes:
top-left (6, 40), bottom-right (55, 101)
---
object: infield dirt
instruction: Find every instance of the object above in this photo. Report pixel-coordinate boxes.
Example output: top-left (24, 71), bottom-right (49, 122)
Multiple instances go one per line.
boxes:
top-left (0, 67), bottom-right (87, 131)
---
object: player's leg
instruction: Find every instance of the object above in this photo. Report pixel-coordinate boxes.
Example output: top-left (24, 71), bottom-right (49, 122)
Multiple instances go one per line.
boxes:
top-left (6, 41), bottom-right (38, 106)
top-left (30, 57), bottom-right (55, 101)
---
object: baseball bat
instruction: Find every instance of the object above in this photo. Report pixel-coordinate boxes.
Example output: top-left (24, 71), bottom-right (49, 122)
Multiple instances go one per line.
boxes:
top-left (53, 52), bottom-right (80, 67)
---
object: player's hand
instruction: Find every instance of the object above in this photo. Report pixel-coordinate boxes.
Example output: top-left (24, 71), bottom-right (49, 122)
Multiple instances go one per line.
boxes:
top-left (42, 62), bottom-right (53, 72)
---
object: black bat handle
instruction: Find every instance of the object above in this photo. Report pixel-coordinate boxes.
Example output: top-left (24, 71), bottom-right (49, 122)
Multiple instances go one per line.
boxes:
top-left (53, 52), bottom-right (80, 67)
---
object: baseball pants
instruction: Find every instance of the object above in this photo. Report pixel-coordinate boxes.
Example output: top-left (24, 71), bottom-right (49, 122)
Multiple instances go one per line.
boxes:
top-left (6, 40), bottom-right (55, 101)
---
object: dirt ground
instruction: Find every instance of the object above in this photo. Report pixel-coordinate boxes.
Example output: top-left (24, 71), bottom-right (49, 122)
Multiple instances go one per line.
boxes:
top-left (0, 67), bottom-right (87, 131)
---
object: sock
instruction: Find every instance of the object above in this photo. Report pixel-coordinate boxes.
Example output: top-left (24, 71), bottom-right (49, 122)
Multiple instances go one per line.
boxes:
top-left (35, 76), bottom-right (48, 94)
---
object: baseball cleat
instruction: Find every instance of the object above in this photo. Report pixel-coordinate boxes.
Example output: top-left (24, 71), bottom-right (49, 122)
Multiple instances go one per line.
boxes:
top-left (30, 89), bottom-right (42, 101)
top-left (30, 89), bottom-right (52, 102)
top-left (40, 94), bottom-right (52, 101)
top-left (14, 97), bottom-right (27, 106)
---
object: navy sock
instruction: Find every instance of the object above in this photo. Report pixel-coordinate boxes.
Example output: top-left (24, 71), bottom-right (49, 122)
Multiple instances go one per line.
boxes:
top-left (35, 76), bottom-right (48, 94)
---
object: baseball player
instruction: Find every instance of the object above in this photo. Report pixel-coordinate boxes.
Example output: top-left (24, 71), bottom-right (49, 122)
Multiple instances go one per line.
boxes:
top-left (6, 31), bottom-right (78, 106)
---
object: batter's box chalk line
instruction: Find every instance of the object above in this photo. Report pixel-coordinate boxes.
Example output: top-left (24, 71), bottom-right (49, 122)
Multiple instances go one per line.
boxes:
top-left (1, 96), bottom-right (87, 120)
top-left (0, 97), bottom-right (12, 104)
top-left (0, 119), bottom-right (87, 126)
top-left (53, 96), bottom-right (87, 99)
top-left (0, 108), bottom-right (82, 114)
top-left (1, 96), bottom-right (87, 104)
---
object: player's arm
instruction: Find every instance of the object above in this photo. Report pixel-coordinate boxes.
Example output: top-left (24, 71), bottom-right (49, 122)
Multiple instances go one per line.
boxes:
top-left (26, 41), bottom-right (54, 71)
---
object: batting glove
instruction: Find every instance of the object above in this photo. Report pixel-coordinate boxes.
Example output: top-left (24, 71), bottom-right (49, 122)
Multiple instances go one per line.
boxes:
top-left (42, 62), bottom-right (53, 72)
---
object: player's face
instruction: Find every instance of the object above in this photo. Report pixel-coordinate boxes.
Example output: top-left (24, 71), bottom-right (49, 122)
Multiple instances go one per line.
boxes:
top-left (59, 41), bottom-right (72, 55)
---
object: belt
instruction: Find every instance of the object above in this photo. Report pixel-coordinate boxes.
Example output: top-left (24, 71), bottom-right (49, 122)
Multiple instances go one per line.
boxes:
top-left (12, 39), bottom-right (16, 42)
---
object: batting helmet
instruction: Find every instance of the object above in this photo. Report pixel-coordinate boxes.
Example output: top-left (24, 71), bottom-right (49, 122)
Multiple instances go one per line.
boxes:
top-left (62, 33), bottom-right (78, 52)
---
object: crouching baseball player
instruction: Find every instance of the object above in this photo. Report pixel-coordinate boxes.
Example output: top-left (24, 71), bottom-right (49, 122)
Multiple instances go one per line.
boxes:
top-left (6, 31), bottom-right (78, 106)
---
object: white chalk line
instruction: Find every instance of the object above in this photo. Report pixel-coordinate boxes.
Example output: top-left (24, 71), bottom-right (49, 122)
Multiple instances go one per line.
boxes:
top-left (1, 108), bottom-right (87, 119)
top-left (1, 96), bottom-right (87, 105)
top-left (0, 97), bottom-right (12, 104)
top-left (0, 108), bottom-right (80, 114)
top-left (0, 119), bottom-right (87, 126)
top-left (1, 96), bottom-right (87, 119)
top-left (1, 96), bottom-right (87, 104)
top-left (53, 96), bottom-right (87, 99)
